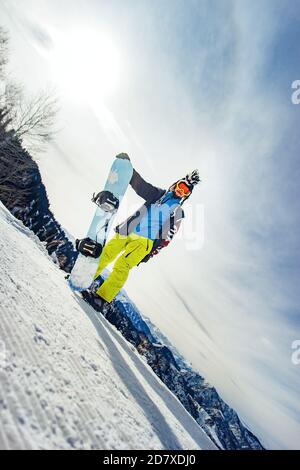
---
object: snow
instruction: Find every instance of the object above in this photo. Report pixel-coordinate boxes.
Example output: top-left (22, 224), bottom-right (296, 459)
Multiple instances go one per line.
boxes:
top-left (0, 202), bottom-right (216, 450)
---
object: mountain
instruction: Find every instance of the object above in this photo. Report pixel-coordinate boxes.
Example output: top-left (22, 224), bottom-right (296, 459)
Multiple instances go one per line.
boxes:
top-left (100, 295), bottom-right (264, 449)
top-left (102, 299), bottom-right (264, 450)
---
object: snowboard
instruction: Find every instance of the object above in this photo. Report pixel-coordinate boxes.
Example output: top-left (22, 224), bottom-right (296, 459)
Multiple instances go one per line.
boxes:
top-left (68, 154), bottom-right (133, 291)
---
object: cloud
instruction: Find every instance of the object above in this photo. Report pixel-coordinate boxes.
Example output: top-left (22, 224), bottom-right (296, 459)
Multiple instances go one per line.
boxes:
top-left (25, 21), bottom-right (54, 51)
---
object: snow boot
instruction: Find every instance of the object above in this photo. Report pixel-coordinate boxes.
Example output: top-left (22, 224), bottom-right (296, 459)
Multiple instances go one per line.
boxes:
top-left (81, 289), bottom-right (108, 312)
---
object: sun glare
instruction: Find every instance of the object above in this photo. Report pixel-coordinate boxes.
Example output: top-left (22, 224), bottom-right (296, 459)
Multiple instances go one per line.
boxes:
top-left (49, 29), bottom-right (120, 102)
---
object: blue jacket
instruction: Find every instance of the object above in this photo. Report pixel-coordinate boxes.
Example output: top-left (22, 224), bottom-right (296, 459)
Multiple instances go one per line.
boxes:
top-left (115, 170), bottom-right (185, 263)
top-left (133, 192), bottom-right (181, 240)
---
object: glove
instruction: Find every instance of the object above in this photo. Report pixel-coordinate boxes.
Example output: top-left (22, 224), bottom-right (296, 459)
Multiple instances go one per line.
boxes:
top-left (116, 153), bottom-right (130, 161)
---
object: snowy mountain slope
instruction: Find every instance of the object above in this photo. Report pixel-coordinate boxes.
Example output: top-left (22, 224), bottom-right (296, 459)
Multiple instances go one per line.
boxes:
top-left (102, 294), bottom-right (263, 450)
top-left (0, 203), bottom-right (216, 450)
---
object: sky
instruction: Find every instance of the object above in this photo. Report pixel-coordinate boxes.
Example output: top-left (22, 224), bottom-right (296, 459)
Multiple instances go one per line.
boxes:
top-left (0, 0), bottom-right (300, 449)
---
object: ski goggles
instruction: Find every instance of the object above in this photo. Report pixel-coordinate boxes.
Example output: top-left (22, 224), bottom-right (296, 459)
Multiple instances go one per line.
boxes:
top-left (174, 181), bottom-right (191, 197)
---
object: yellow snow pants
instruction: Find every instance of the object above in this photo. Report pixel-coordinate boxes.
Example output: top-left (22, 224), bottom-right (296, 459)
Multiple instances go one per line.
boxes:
top-left (94, 233), bottom-right (153, 303)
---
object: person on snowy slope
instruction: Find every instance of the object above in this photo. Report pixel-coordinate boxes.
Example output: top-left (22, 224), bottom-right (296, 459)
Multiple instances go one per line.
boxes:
top-left (89, 160), bottom-right (200, 307)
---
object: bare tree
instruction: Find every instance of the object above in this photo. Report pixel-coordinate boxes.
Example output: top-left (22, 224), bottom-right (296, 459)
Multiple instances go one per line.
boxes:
top-left (0, 27), bottom-right (59, 207)
top-left (0, 27), bottom-right (58, 152)
top-left (8, 88), bottom-right (59, 152)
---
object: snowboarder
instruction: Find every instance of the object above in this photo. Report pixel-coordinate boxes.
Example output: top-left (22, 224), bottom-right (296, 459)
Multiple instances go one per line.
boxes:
top-left (81, 157), bottom-right (200, 309)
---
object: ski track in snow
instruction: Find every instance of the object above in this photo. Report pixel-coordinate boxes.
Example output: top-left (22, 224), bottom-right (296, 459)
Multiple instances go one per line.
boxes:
top-left (0, 203), bottom-right (216, 450)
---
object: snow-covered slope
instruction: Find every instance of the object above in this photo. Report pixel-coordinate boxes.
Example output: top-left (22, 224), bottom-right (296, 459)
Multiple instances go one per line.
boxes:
top-left (0, 203), bottom-right (216, 450)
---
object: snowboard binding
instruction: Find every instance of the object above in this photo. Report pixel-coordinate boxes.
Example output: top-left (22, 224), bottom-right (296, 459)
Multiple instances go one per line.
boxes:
top-left (92, 190), bottom-right (119, 213)
top-left (75, 237), bottom-right (103, 258)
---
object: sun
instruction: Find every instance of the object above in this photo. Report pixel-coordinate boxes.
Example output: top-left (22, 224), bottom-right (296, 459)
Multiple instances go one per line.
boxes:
top-left (49, 28), bottom-right (121, 102)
